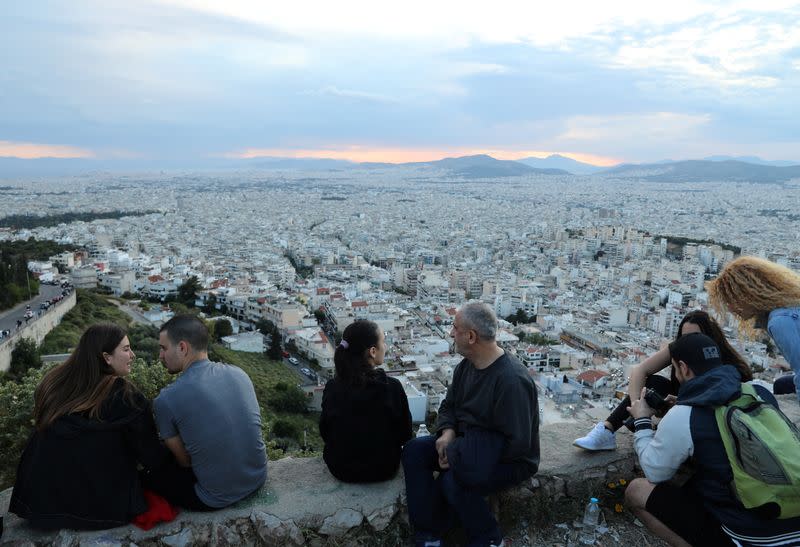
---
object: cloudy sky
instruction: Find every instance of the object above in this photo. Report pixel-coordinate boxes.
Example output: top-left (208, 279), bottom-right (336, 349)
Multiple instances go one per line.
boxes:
top-left (2, 0), bottom-right (799, 165)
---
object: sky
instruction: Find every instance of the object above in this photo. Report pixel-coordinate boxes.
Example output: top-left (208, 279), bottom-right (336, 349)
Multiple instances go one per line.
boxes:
top-left (2, 0), bottom-right (799, 166)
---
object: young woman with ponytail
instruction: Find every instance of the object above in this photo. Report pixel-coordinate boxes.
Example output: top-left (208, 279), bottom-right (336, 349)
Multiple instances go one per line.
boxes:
top-left (319, 319), bottom-right (412, 482)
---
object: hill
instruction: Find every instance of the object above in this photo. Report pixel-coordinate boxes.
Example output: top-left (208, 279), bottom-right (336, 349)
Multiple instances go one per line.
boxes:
top-left (517, 154), bottom-right (604, 175)
top-left (403, 154), bottom-right (568, 178)
top-left (602, 160), bottom-right (800, 183)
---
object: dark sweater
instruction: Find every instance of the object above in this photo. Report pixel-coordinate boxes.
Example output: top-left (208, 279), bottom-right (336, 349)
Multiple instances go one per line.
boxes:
top-left (437, 352), bottom-right (540, 475)
top-left (10, 378), bottom-right (169, 530)
top-left (319, 369), bottom-right (413, 483)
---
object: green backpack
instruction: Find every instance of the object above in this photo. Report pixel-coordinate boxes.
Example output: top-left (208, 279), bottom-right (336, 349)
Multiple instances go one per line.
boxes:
top-left (715, 383), bottom-right (800, 519)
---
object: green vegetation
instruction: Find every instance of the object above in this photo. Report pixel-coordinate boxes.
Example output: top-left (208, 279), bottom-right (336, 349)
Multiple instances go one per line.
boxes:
top-left (0, 358), bottom-right (174, 490)
top-left (0, 290), bottom-right (320, 488)
top-left (6, 338), bottom-right (42, 382)
top-left (214, 318), bottom-right (234, 341)
top-left (285, 252), bottom-right (313, 278)
top-left (0, 365), bottom-right (45, 489)
top-left (39, 289), bottom-right (132, 354)
top-left (257, 318), bottom-right (284, 361)
top-left (517, 332), bottom-right (557, 346)
top-left (0, 239), bottom-right (73, 311)
top-left (0, 210), bottom-right (159, 230)
top-left (176, 275), bottom-right (201, 307)
top-left (655, 234), bottom-right (741, 256)
top-left (505, 309), bottom-right (535, 325)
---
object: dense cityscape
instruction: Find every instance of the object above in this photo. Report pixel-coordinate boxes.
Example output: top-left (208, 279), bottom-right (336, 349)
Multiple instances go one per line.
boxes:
top-left (3, 167), bottom-right (799, 427)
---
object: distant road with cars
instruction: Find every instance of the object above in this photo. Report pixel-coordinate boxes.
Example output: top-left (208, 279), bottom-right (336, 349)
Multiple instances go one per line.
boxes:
top-left (0, 284), bottom-right (68, 339)
top-left (281, 354), bottom-right (319, 386)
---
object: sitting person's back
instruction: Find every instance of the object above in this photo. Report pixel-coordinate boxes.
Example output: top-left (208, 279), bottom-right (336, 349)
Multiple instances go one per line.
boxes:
top-left (154, 358), bottom-right (267, 506)
top-left (148, 315), bottom-right (267, 510)
top-left (320, 320), bottom-right (412, 483)
top-left (10, 325), bottom-right (168, 530)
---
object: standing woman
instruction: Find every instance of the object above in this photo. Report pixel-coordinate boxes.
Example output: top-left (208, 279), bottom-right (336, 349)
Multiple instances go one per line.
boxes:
top-left (707, 255), bottom-right (800, 399)
top-left (10, 324), bottom-right (168, 530)
top-left (319, 319), bottom-right (413, 482)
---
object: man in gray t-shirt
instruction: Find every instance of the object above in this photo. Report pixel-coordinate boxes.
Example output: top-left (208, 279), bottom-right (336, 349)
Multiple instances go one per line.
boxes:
top-left (148, 315), bottom-right (267, 509)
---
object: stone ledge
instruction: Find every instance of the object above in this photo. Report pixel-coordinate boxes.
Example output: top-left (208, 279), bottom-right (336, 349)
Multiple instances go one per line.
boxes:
top-left (2, 395), bottom-right (797, 546)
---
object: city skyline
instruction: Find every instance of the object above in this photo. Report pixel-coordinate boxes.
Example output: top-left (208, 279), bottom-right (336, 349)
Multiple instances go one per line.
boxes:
top-left (2, 1), bottom-right (799, 165)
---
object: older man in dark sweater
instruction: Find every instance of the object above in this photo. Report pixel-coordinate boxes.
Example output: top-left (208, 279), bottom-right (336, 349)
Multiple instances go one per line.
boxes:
top-left (402, 302), bottom-right (540, 547)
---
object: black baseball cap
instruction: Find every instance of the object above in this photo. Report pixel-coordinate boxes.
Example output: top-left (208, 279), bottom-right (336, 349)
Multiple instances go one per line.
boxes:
top-left (669, 332), bottom-right (723, 375)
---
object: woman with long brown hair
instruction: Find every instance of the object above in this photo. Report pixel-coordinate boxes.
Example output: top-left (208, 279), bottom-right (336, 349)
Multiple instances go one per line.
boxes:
top-left (707, 255), bottom-right (800, 399)
top-left (9, 324), bottom-right (168, 530)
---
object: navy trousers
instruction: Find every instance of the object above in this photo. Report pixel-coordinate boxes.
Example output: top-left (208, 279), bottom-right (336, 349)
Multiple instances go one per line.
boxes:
top-left (402, 434), bottom-right (528, 547)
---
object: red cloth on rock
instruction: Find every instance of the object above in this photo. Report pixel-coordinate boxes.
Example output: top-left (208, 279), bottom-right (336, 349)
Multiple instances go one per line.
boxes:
top-left (132, 490), bottom-right (179, 530)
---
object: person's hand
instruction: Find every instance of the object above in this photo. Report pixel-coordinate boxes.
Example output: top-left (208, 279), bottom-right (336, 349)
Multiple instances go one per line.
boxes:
top-left (435, 428), bottom-right (456, 469)
top-left (653, 394), bottom-right (677, 418)
top-left (627, 387), bottom-right (655, 420)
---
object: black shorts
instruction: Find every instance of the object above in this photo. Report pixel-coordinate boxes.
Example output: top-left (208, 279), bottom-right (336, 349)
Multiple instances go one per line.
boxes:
top-left (645, 482), bottom-right (734, 547)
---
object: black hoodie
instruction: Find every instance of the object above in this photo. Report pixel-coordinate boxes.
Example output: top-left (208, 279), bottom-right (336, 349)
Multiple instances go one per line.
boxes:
top-left (10, 378), bottom-right (169, 530)
top-left (319, 369), bottom-right (412, 483)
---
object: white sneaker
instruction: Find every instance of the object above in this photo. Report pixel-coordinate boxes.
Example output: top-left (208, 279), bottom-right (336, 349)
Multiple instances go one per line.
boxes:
top-left (573, 422), bottom-right (616, 451)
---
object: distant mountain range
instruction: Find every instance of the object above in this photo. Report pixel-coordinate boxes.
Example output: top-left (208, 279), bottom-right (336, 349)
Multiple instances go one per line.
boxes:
top-left (702, 155), bottom-right (799, 167)
top-left (2, 153), bottom-right (799, 181)
top-left (517, 154), bottom-right (605, 175)
top-left (393, 154), bottom-right (568, 178)
top-left (603, 160), bottom-right (800, 183)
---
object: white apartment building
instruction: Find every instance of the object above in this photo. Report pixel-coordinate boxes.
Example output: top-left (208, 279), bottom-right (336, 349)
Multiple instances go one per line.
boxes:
top-left (292, 327), bottom-right (335, 368)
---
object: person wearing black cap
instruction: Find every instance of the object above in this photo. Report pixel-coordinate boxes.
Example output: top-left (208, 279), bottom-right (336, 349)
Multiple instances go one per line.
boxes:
top-left (623, 333), bottom-right (799, 547)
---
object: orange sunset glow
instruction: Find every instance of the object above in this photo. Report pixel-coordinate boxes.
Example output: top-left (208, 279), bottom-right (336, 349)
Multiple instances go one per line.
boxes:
top-left (228, 147), bottom-right (622, 167)
top-left (0, 141), bottom-right (95, 159)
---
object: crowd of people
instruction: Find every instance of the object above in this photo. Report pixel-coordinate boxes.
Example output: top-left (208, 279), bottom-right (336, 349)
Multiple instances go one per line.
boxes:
top-left (5, 255), bottom-right (800, 547)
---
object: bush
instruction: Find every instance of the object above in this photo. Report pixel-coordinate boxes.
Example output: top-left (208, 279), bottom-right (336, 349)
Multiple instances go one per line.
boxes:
top-left (269, 382), bottom-right (309, 413)
top-left (127, 358), bottom-right (175, 400)
top-left (272, 418), bottom-right (300, 440)
top-left (7, 338), bottom-right (42, 382)
top-left (0, 365), bottom-right (47, 489)
top-left (214, 319), bottom-right (233, 341)
top-left (0, 358), bottom-right (173, 490)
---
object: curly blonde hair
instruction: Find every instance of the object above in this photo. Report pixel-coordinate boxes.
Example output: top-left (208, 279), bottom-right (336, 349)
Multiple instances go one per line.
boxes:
top-left (706, 256), bottom-right (800, 336)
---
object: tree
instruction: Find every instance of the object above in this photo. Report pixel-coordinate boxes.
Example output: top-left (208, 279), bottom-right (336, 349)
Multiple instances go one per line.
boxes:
top-left (267, 327), bottom-right (283, 361)
top-left (215, 319), bottom-right (233, 341)
top-left (202, 293), bottom-right (218, 314)
top-left (256, 319), bottom-right (276, 336)
top-left (313, 309), bottom-right (326, 324)
top-left (177, 276), bottom-right (201, 307)
top-left (505, 309), bottom-right (530, 325)
top-left (7, 338), bottom-right (43, 382)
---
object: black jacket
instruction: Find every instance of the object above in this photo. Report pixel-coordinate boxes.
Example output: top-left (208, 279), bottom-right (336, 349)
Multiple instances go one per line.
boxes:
top-left (10, 378), bottom-right (169, 530)
top-left (319, 369), bottom-right (413, 483)
top-left (437, 352), bottom-right (539, 476)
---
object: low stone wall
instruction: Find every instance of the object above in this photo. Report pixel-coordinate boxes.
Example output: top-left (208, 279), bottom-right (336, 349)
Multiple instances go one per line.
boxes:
top-left (0, 421), bottom-right (637, 546)
top-left (0, 291), bottom-right (76, 373)
top-left (2, 396), bottom-right (797, 546)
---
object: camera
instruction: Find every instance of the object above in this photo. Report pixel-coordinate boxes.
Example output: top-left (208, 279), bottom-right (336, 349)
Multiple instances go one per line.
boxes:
top-left (643, 388), bottom-right (669, 413)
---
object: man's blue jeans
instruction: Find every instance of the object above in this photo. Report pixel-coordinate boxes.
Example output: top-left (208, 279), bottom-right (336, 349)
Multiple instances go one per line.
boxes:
top-left (401, 435), bottom-right (527, 546)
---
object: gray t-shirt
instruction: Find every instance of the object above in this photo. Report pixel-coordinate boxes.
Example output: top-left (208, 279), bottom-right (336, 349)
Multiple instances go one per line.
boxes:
top-left (154, 359), bottom-right (267, 507)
